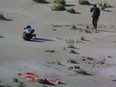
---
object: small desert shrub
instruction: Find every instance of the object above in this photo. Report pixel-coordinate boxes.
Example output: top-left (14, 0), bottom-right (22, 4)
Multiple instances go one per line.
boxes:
top-left (67, 59), bottom-right (78, 64)
top-left (70, 25), bottom-right (77, 30)
top-left (0, 84), bottom-right (5, 87)
top-left (51, 4), bottom-right (65, 11)
top-left (68, 66), bottom-right (74, 70)
top-left (13, 78), bottom-right (18, 83)
top-left (97, 59), bottom-right (106, 64)
top-left (85, 29), bottom-right (92, 33)
top-left (17, 82), bottom-right (25, 87)
top-left (68, 44), bottom-right (75, 48)
top-left (80, 36), bottom-right (85, 40)
top-left (74, 65), bottom-right (80, 69)
top-left (66, 8), bottom-right (76, 13)
top-left (56, 61), bottom-right (62, 65)
top-left (97, 1), bottom-right (112, 10)
top-left (70, 50), bottom-right (77, 54)
top-left (76, 69), bottom-right (91, 75)
top-left (65, 39), bottom-right (75, 44)
top-left (87, 57), bottom-right (94, 60)
top-left (45, 50), bottom-right (55, 53)
top-left (0, 14), bottom-right (6, 20)
top-left (53, 0), bottom-right (66, 5)
top-left (78, 0), bottom-right (90, 5)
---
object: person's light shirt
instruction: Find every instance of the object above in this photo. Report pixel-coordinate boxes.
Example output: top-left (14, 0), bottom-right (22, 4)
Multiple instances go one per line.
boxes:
top-left (24, 28), bottom-right (33, 34)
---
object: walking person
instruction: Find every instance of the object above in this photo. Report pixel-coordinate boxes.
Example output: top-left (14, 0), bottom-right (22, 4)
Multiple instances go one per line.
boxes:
top-left (90, 4), bottom-right (100, 30)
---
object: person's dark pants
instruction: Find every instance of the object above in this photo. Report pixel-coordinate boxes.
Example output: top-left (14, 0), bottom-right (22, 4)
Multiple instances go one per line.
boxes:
top-left (22, 32), bottom-right (36, 41)
top-left (32, 34), bottom-right (36, 39)
top-left (92, 16), bottom-right (99, 30)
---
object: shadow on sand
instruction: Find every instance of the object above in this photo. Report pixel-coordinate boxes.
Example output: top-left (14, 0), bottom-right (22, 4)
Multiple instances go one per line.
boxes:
top-left (98, 30), bottom-right (116, 33)
top-left (30, 38), bottom-right (54, 42)
top-left (71, 12), bottom-right (81, 14)
top-left (104, 10), bottom-right (112, 12)
top-left (38, 79), bottom-right (67, 86)
top-left (0, 35), bottom-right (4, 38)
top-left (0, 18), bottom-right (13, 21)
top-left (65, 4), bottom-right (75, 7)
top-left (33, 0), bottom-right (49, 4)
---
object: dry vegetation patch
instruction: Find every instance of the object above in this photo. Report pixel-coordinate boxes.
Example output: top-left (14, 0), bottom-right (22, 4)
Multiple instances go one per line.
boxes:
top-left (66, 8), bottom-right (76, 13)
top-left (53, 0), bottom-right (66, 5)
top-left (51, 4), bottom-right (65, 11)
top-left (78, 0), bottom-right (90, 5)
top-left (97, 1), bottom-right (112, 11)
top-left (0, 14), bottom-right (6, 20)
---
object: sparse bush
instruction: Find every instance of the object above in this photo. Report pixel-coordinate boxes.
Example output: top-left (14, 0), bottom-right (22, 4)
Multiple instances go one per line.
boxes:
top-left (63, 47), bottom-right (66, 50)
top-left (78, 0), bottom-right (90, 5)
top-left (45, 50), bottom-right (55, 53)
top-left (53, 0), bottom-right (66, 5)
top-left (68, 44), bottom-right (75, 48)
top-left (56, 61), bottom-right (62, 65)
top-left (0, 14), bottom-right (6, 20)
top-left (98, 2), bottom-right (105, 10)
top-left (70, 50), bottom-right (77, 54)
top-left (74, 65), bottom-right (80, 69)
top-left (80, 36), bottom-right (85, 40)
top-left (65, 39), bottom-right (75, 44)
top-left (13, 78), bottom-right (18, 83)
top-left (68, 66), bottom-right (74, 70)
top-left (17, 82), bottom-right (25, 87)
top-left (87, 57), bottom-right (94, 60)
top-left (67, 59), bottom-right (78, 64)
top-left (85, 29), bottom-right (92, 33)
top-left (76, 68), bottom-right (92, 75)
top-left (0, 84), bottom-right (5, 87)
top-left (70, 25), bottom-right (77, 30)
top-left (97, 59), bottom-right (106, 64)
top-left (66, 8), bottom-right (76, 13)
top-left (97, 1), bottom-right (112, 10)
top-left (51, 4), bottom-right (65, 11)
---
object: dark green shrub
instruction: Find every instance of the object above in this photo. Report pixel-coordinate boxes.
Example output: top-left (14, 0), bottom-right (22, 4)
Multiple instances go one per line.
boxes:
top-left (13, 78), bottom-right (18, 82)
top-left (67, 59), bottom-right (78, 64)
top-left (53, 0), bottom-right (66, 5)
top-left (17, 82), bottom-right (25, 87)
top-left (51, 4), bottom-right (65, 11)
top-left (0, 83), bottom-right (5, 87)
top-left (76, 69), bottom-right (92, 75)
top-left (66, 8), bottom-right (76, 13)
top-left (98, 2), bottom-right (105, 10)
top-left (0, 14), bottom-right (6, 20)
top-left (0, 85), bottom-right (5, 87)
top-left (78, 0), bottom-right (90, 5)
top-left (97, 1), bottom-right (112, 10)
top-left (74, 65), bottom-right (80, 69)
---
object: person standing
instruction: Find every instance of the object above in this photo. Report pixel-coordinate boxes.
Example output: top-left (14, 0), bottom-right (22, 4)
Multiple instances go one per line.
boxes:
top-left (90, 4), bottom-right (100, 30)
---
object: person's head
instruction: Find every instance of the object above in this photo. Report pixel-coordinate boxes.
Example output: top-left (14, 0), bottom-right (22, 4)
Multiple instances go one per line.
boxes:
top-left (27, 25), bottom-right (31, 28)
top-left (93, 4), bottom-right (97, 8)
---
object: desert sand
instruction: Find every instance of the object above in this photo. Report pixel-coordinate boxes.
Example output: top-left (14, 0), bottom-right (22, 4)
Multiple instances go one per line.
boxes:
top-left (0, 0), bottom-right (116, 87)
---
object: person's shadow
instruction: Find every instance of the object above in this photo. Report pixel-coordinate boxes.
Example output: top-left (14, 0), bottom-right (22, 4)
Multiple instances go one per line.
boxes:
top-left (30, 38), bottom-right (54, 42)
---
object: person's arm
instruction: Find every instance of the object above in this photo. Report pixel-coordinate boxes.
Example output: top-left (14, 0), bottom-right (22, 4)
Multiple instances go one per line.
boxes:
top-left (98, 8), bottom-right (100, 16)
top-left (96, 8), bottom-right (100, 17)
top-left (90, 7), bottom-right (94, 12)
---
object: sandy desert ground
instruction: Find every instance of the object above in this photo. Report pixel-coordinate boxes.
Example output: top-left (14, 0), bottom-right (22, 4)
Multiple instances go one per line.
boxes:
top-left (0, 0), bottom-right (116, 87)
